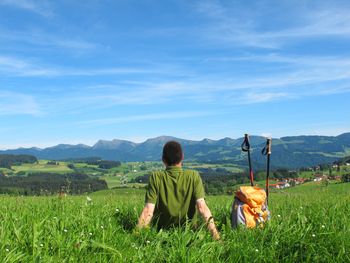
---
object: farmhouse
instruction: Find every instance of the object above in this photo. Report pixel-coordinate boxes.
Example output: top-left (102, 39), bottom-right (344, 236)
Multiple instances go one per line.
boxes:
top-left (293, 178), bottom-right (306, 185)
top-left (313, 174), bottom-right (328, 182)
top-left (270, 182), bottom-right (290, 189)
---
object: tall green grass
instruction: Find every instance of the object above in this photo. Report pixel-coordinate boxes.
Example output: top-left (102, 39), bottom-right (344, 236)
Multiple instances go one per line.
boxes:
top-left (0, 183), bottom-right (349, 262)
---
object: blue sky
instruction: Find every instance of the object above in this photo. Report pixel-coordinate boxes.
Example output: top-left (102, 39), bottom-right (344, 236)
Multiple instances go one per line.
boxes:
top-left (1, 0), bottom-right (350, 149)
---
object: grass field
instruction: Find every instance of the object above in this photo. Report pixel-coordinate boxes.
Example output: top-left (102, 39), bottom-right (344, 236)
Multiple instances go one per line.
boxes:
top-left (11, 160), bottom-right (73, 174)
top-left (0, 182), bottom-right (349, 262)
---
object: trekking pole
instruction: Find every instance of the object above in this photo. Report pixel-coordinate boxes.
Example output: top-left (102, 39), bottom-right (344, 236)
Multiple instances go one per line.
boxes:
top-left (241, 134), bottom-right (254, 186)
top-left (261, 138), bottom-right (272, 205)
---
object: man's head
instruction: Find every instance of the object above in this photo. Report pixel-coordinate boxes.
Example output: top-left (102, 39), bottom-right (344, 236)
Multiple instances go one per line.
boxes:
top-left (162, 141), bottom-right (183, 166)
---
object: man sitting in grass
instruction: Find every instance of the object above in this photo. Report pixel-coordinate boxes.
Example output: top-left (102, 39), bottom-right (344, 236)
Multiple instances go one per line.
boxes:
top-left (137, 141), bottom-right (220, 240)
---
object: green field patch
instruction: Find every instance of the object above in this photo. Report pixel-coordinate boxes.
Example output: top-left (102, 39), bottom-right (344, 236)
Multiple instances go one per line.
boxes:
top-left (0, 167), bottom-right (12, 174)
top-left (11, 160), bottom-right (73, 174)
top-left (101, 175), bottom-right (122, 189)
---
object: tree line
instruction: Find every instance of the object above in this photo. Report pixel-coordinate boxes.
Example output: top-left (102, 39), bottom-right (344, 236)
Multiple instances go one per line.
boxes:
top-left (0, 172), bottom-right (108, 195)
top-left (0, 154), bottom-right (37, 169)
top-left (130, 167), bottom-right (299, 195)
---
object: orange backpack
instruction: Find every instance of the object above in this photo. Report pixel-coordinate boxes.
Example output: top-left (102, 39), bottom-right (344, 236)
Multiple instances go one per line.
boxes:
top-left (231, 186), bottom-right (269, 228)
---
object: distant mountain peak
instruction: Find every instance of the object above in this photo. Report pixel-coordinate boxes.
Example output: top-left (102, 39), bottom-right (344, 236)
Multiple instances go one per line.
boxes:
top-left (47, 144), bottom-right (90, 150)
top-left (200, 138), bottom-right (215, 144)
top-left (144, 135), bottom-right (181, 144)
top-left (93, 139), bottom-right (136, 150)
top-left (18, 147), bottom-right (43, 151)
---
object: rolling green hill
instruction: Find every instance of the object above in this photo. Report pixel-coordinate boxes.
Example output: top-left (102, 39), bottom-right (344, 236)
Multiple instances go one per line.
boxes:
top-left (1, 133), bottom-right (350, 168)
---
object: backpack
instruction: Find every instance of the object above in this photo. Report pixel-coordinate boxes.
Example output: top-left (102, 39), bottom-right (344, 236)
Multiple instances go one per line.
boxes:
top-left (231, 186), bottom-right (270, 228)
top-left (231, 135), bottom-right (272, 228)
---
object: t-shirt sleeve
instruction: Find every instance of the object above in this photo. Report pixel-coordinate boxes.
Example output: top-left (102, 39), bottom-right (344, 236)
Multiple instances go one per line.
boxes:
top-left (193, 171), bottom-right (205, 200)
top-left (145, 173), bottom-right (158, 204)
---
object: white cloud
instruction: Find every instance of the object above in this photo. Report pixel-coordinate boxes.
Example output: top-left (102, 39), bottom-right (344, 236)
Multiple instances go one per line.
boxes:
top-left (0, 55), bottom-right (163, 77)
top-left (0, 0), bottom-right (53, 17)
top-left (61, 64), bottom-right (350, 110)
top-left (0, 56), bottom-right (58, 76)
top-left (261, 133), bottom-right (272, 138)
top-left (194, 1), bottom-right (350, 48)
top-left (78, 111), bottom-right (217, 126)
top-left (237, 92), bottom-right (290, 104)
top-left (0, 90), bottom-right (42, 116)
top-left (0, 28), bottom-right (98, 54)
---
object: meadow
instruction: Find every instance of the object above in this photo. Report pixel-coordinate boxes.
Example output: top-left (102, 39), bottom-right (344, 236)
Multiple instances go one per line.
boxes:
top-left (0, 182), bottom-right (349, 262)
top-left (9, 160), bottom-right (73, 175)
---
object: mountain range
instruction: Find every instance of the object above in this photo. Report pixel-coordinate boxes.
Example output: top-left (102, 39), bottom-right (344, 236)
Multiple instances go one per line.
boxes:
top-left (1, 133), bottom-right (350, 169)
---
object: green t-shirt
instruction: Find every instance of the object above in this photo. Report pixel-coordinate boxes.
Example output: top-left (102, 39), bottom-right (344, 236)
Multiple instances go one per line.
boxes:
top-left (145, 166), bottom-right (205, 229)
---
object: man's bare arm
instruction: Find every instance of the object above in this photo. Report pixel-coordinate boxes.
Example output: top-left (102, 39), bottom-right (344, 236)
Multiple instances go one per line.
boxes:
top-left (196, 198), bottom-right (220, 240)
top-left (137, 203), bottom-right (155, 229)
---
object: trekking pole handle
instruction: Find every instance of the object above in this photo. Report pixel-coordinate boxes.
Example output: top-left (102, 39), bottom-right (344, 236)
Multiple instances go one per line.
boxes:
top-left (241, 134), bottom-right (250, 152)
top-left (267, 138), bottom-right (272, 155)
top-left (262, 138), bottom-right (272, 155)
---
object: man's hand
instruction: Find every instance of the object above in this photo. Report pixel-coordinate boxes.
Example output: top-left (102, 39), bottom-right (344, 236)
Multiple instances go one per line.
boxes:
top-left (137, 203), bottom-right (155, 229)
top-left (196, 198), bottom-right (220, 241)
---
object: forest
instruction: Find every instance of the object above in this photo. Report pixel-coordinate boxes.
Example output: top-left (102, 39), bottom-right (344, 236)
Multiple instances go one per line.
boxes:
top-left (0, 154), bottom-right (38, 169)
top-left (0, 173), bottom-right (107, 195)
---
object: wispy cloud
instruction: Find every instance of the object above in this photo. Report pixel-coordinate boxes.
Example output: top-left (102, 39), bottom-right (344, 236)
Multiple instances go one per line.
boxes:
top-left (0, 56), bottom-right (57, 76)
top-left (78, 111), bottom-right (218, 126)
top-left (0, 90), bottom-right (42, 116)
top-left (61, 64), bottom-right (350, 111)
top-left (236, 92), bottom-right (291, 104)
top-left (199, 53), bottom-right (350, 102)
top-left (194, 1), bottom-right (350, 48)
top-left (0, 55), bottom-right (165, 77)
top-left (205, 53), bottom-right (350, 67)
top-left (0, 0), bottom-right (53, 17)
top-left (0, 29), bottom-right (97, 52)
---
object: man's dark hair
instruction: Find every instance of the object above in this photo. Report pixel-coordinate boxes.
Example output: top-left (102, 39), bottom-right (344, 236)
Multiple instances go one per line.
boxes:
top-left (162, 141), bottom-right (183, 166)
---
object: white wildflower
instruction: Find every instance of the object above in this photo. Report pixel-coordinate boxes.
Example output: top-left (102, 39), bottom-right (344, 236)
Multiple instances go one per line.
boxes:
top-left (115, 208), bottom-right (120, 213)
top-left (40, 244), bottom-right (43, 247)
top-left (321, 225), bottom-right (325, 228)
top-left (312, 234), bottom-right (316, 237)
top-left (64, 229), bottom-right (68, 233)
top-left (277, 214), bottom-right (281, 218)
top-left (89, 232), bottom-right (93, 236)
top-left (86, 196), bottom-right (92, 202)
top-left (255, 249), bottom-right (259, 252)
top-left (5, 248), bottom-right (9, 252)
top-left (146, 240), bottom-right (150, 244)
top-left (100, 225), bottom-right (104, 229)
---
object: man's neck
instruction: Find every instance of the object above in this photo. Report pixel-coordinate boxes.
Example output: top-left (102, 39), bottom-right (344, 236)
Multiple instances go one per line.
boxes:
top-left (166, 163), bottom-right (182, 168)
